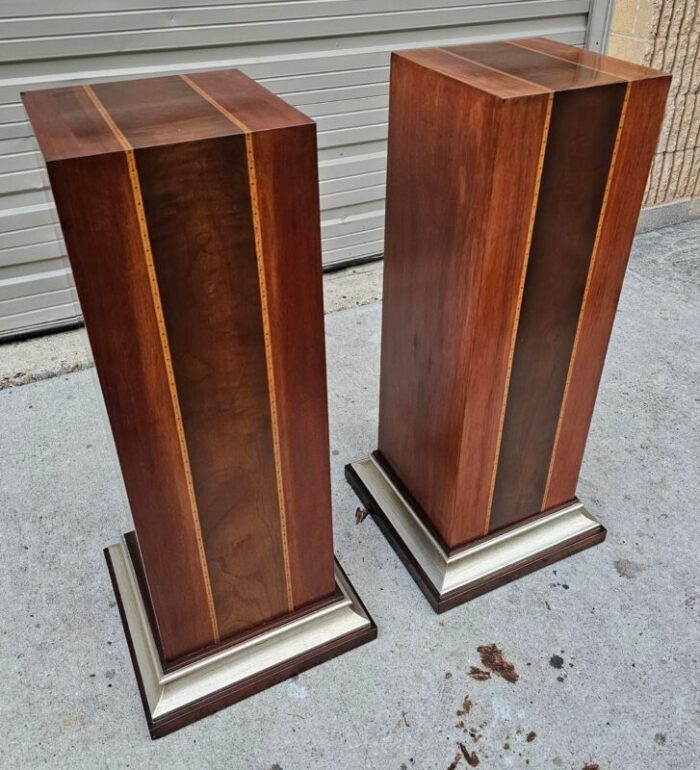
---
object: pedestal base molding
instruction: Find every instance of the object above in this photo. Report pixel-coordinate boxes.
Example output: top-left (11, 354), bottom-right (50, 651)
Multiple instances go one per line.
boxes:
top-left (346, 454), bottom-right (605, 612)
top-left (106, 535), bottom-right (376, 738)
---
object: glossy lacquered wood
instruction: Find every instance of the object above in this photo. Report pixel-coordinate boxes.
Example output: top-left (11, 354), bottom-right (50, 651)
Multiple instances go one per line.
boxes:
top-left (378, 50), bottom-right (552, 548)
top-left (23, 70), bottom-right (336, 664)
top-left (376, 39), bottom-right (670, 555)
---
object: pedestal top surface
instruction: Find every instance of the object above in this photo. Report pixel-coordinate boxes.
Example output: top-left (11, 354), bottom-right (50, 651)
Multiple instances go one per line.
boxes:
top-left (22, 69), bottom-right (312, 162)
top-left (397, 37), bottom-right (670, 100)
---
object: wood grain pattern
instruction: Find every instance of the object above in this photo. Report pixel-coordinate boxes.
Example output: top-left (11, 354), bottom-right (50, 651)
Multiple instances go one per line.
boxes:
top-left (444, 40), bottom-right (623, 91)
top-left (542, 74), bottom-right (671, 507)
top-left (377, 52), bottom-right (552, 547)
top-left (181, 71), bottom-right (336, 610)
top-left (488, 82), bottom-right (627, 532)
top-left (83, 82), bottom-right (221, 642)
top-left (250, 122), bottom-right (337, 606)
top-left (511, 36), bottom-right (662, 81)
top-left (134, 134), bottom-right (291, 638)
top-left (177, 73), bottom-right (296, 614)
top-left (34, 146), bottom-right (217, 659)
top-left (374, 39), bottom-right (669, 555)
top-left (23, 69), bottom-right (337, 662)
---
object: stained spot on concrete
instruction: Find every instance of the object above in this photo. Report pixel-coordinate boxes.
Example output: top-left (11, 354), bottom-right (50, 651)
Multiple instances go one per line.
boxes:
top-left (526, 731), bottom-right (537, 742)
top-left (355, 507), bottom-right (369, 524)
top-left (654, 732), bottom-right (667, 745)
top-left (445, 671), bottom-right (453, 680)
top-left (287, 681), bottom-right (308, 700)
top-left (468, 667), bottom-right (491, 682)
top-left (477, 644), bottom-right (518, 684)
top-left (269, 765), bottom-right (283, 770)
top-left (61, 715), bottom-right (79, 728)
top-left (549, 655), bottom-right (565, 669)
top-left (332, 449), bottom-right (339, 456)
top-left (614, 559), bottom-right (643, 579)
top-left (459, 743), bottom-right (480, 766)
top-left (582, 764), bottom-right (600, 770)
top-left (552, 758), bottom-right (564, 767)
top-left (503, 742), bottom-right (511, 750)
top-left (447, 751), bottom-right (462, 770)
top-left (456, 696), bottom-right (473, 716)
top-left (105, 669), bottom-right (116, 679)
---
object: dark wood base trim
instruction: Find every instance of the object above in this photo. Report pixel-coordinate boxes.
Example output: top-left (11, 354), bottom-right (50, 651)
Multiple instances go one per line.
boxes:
top-left (345, 459), bottom-right (606, 613)
top-left (105, 536), bottom-right (376, 739)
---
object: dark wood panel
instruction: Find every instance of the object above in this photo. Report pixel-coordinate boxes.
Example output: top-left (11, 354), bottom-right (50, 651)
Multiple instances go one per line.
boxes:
top-left (512, 37), bottom-right (663, 81)
top-left (135, 135), bottom-right (291, 639)
top-left (399, 47), bottom-right (550, 99)
top-left (90, 76), bottom-right (237, 148)
top-left (41, 149), bottom-right (217, 660)
top-left (445, 40), bottom-right (623, 91)
top-left (183, 69), bottom-right (313, 132)
top-left (21, 86), bottom-right (123, 161)
top-left (488, 83), bottom-right (627, 532)
top-left (543, 75), bottom-right (671, 508)
top-left (251, 122), bottom-right (337, 607)
top-left (377, 53), bottom-right (551, 548)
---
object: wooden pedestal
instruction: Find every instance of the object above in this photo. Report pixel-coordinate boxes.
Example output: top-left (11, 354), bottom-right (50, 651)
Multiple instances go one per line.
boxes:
top-left (347, 38), bottom-right (670, 611)
top-left (23, 70), bottom-right (375, 737)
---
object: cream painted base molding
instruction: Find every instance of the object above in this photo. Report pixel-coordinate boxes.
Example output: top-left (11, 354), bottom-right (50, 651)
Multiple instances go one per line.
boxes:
top-left (105, 535), bottom-right (376, 738)
top-left (345, 453), bottom-right (606, 613)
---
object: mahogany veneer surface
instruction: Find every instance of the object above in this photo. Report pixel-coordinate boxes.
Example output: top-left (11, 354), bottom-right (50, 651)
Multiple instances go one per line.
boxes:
top-left (23, 70), bottom-right (335, 663)
top-left (377, 38), bottom-right (670, 551)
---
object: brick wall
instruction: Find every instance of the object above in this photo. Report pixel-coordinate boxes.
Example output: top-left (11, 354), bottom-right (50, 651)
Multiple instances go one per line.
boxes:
top-left (608, 0), bottom-right (699, 208)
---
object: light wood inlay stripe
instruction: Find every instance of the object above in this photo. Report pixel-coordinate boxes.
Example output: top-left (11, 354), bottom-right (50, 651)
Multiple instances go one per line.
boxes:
top-left (82, 84), bottom-right (221, 642)
top-left (483, 92), bottom-right (554, 535)
top-left (438, 47), bottom-right (553, 94)
top-left (509, 40), bottom-right (631, 81)
top-left (180, 74), bottom-right (295, 612)
top-left (541, 81), bottom-right (633, 509)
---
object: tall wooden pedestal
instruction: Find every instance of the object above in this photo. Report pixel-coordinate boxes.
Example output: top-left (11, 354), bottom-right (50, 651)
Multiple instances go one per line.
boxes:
top-left (24, 70), bottom-right (375, 737)
top-left (346, 38), bottom-right (670, 612)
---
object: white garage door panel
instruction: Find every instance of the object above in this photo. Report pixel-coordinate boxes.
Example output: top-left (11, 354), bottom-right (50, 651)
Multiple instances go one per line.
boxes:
top-left (0, 223), bottom-right (59, 251)
top-left (0, 0), bottom-right (603, 338)
top-left (0, 299), bottom-right (80, 338)
top-left (1, 2), bottom-right (589, 56)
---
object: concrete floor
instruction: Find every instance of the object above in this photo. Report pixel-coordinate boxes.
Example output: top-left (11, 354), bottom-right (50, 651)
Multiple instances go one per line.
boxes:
top-left (1, 221), bottom-right (698, 769)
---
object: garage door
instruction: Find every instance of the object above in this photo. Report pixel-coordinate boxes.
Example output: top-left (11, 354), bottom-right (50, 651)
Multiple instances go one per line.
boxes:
top-left (0, 0), bottom-right (611, 339)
